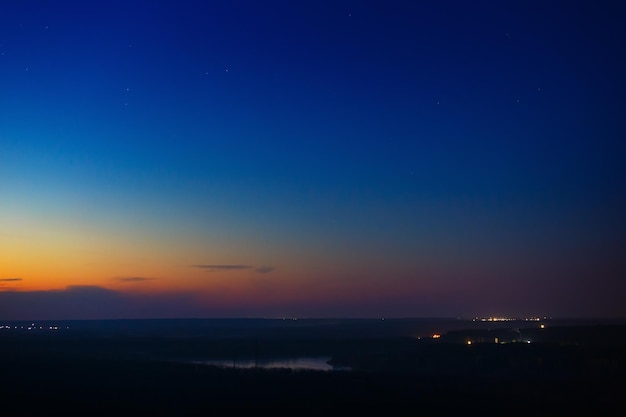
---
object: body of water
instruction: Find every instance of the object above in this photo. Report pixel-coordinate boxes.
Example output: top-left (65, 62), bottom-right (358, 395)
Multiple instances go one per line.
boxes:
top-left (191, 356), bottom-right (350, 371)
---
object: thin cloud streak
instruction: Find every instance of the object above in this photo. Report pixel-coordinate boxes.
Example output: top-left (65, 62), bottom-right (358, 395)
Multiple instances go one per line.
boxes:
top-left (191, 264), bottom-right (252, 271)
top-left (0, 278), bottom-right (22, 282)
top-left (191, 265), bottom-right (276, 274)
top-left (117, 277), bottom-right (156, 283)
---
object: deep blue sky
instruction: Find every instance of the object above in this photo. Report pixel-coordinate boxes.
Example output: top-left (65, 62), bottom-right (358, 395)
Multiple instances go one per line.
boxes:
top-left (1, 1), bottom-right (625, 320)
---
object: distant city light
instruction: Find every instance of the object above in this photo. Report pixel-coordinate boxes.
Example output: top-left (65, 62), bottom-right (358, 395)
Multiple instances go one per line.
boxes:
top-left (1, 323), bottom-right (66, 332)
top-left (432, 334), bottom-right (441, 339)
top-left (472, 316), bottom-right (543, 322)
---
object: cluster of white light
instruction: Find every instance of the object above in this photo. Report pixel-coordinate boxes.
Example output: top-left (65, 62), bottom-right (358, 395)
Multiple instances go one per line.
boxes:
top-left (473, 317), bottom-right (514, 322)
top-left (1, 324), bottom-right (66, 330)
top-left (472, 316), bottom-right (545, 322)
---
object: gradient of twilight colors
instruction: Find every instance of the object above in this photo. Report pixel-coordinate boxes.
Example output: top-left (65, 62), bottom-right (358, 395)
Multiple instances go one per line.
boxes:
top-left (1, 1), bottom-right (625, 320)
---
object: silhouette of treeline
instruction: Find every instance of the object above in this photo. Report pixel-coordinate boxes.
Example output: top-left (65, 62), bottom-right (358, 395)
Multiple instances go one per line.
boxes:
top-left (1, 317), bottom-right (477, 338)
top-left (1, 321), bottom-right (625, 415)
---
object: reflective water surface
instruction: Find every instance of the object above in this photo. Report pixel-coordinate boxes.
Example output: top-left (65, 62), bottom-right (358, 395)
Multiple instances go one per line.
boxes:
top-left (192, 356), bottom-right (350, 371)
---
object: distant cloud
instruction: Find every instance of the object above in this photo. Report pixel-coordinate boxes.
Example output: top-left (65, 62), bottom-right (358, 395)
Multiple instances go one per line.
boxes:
top-left (0, 285), bottom-right (207, 320)
top-left (63, 285), bottom-right (115, 294)
top-left (0, 278), bottom-right (22, 282)
top-left (117, 276), bottom-right (156, 283)
top-left (191, 264), bottom-right (252, 271)
top-left (192, 264), bottom-right (276, 274)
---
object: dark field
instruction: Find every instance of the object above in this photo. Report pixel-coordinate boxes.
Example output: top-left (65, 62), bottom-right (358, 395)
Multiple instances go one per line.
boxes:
top-left (2, 318), bottom-right (625, 416)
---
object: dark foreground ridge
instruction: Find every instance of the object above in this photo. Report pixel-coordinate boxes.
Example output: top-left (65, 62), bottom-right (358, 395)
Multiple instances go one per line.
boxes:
top-left (1, 318), bottom-right (625, 416)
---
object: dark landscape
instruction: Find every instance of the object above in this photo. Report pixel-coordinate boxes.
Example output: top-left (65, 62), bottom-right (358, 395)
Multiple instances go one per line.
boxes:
top-left (2, 318), bottom-right (625, 415)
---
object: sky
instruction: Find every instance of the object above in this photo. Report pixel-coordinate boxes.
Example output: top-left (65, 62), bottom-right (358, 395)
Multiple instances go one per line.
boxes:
top-left (1, 0), bottom-right (625, 320)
